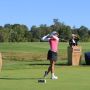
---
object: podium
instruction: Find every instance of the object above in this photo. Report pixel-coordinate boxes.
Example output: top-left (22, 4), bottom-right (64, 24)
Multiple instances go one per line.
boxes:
top-left (67, 46), bottom-right (82, 66)
top-left (0, 53), bottom-right (2, 72)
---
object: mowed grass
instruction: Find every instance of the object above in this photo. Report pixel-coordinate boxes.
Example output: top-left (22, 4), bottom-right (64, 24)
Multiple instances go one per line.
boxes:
top-left (0, 42), bottom-right (90, 61)
top-left (0, 42), bottom-right (90, 90)
top-left (0, 42), bottom-right (90, 53)
top-left (0, 65), bottom-right (90, 90)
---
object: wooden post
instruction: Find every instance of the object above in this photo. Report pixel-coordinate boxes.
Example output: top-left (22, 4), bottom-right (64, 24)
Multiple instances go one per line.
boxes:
top-left (68, 46), bottom-right (82, 66)
top-left (0, 53), bottom-right (2, 72)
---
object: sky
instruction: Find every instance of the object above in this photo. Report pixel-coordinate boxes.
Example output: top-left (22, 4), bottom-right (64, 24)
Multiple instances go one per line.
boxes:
top-left (0, 0), bottom-right (90, 29)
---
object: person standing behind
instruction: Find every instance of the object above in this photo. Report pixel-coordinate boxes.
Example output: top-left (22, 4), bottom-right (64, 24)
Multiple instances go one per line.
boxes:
top-left (41, 31), bottom-right (59, 80)
top-left (69, 34), bottom-right (79, 47)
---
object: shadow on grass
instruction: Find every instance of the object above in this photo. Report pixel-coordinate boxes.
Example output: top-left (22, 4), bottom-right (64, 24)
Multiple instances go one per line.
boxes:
top-left (27, 62), bottom-right (90, 66)
top-left (0, 77), bottom-right (43, 80)
top-left (28, 63), bottom-right (69, 66)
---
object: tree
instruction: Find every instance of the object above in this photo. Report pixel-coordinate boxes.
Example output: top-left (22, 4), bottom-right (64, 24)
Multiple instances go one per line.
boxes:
top-left (31, 26), bottom-right (40, 42)
top-left (0, 26), bottom-right (4, 42)
top-left (0, 19), bottom-right (90, 42)
top-left (9, 29), bottom-right (18, 42)
top-left (11, 24), bottom-right (29, 42)
top-left (78, 26), bottom-right (89, 41)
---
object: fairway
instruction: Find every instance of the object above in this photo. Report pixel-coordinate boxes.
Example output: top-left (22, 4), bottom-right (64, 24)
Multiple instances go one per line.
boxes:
top-left (0, 42), bottom-right (90, 90)
top-left (0, 0), bottom-right (90, 89)
top-left (0, 64), bottom-right (90, 90)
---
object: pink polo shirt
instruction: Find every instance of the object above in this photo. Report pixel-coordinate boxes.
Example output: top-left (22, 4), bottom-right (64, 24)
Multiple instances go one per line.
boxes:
top-left (41, 35), bottom-right (59, 52)
top-left (49, 36), bottom-right (59, 52)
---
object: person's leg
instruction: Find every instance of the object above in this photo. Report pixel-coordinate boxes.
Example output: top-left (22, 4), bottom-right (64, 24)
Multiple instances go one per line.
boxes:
top-left (51, 60), bottom-right (58, 79)
top-left (47, 60), bottom-right (53, 74)
top-left (51, 60), bottom-right (55, 73)
top-left (44, 51), bottom-right (58, 79)
top-left (45, 60), bottom-right (55, 74)
top-left (44, 60), bottom-right (58, 79)
top-left (44, 60), bottom-right (52, 77)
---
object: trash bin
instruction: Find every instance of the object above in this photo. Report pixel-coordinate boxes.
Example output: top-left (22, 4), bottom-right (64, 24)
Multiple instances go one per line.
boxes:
top-left (67, 46), bottom-right (82, 66)
top-left (85, 52), bottom-right (90, 65)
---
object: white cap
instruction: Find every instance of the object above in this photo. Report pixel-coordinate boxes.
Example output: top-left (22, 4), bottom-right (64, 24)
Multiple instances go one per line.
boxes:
top-left (51, 31), bottom-right (58, 35)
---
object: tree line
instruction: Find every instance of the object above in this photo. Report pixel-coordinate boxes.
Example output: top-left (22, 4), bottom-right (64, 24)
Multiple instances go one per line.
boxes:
top-left (0, 19), bottom-right (90, 42)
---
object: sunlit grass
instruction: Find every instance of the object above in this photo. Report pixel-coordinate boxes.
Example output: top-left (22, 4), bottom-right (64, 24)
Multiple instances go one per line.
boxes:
top-left (0, 42), bottom-right (90, 90)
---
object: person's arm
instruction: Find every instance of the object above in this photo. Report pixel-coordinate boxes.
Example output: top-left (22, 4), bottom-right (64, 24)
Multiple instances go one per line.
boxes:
top-left (51, 35), bottom-right (59, 41)
top-left (41, 34), bottom-right (50, 41)
top-left (69, 39), bottom-right (72, 46)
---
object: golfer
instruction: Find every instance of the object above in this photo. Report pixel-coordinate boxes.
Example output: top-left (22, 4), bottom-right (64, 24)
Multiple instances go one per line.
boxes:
top-left (41, 31), bottom-right (59, 80)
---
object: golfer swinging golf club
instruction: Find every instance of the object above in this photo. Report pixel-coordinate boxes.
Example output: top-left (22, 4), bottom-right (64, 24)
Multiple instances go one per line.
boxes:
top-left (41, 31), bottom-right (59, 80)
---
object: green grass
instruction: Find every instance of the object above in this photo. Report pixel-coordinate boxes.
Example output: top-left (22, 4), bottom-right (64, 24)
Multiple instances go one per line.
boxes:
top-left (0, 42), bottom-right (90, 61)
top-left (0, 42), bottom-right (90, 90)
top-left (0, 42), bottom-right (90, 52)
top-left (0, 64), bottom-right (90, 90)
top-left (0, 42), bottom-right (49, 52)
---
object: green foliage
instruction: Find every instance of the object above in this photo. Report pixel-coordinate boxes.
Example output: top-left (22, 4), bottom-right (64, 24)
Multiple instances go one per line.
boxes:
top-left (0, 19), bottom-right (90, 42)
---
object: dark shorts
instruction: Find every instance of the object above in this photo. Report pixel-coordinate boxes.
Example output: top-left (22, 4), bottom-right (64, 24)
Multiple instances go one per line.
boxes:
top-left (47, 50), bottom-right (57, 61)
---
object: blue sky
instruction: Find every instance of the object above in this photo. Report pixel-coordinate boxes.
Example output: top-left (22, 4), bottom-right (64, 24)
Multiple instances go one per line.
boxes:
top-left (0, 0), bottom-right (90, 28)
